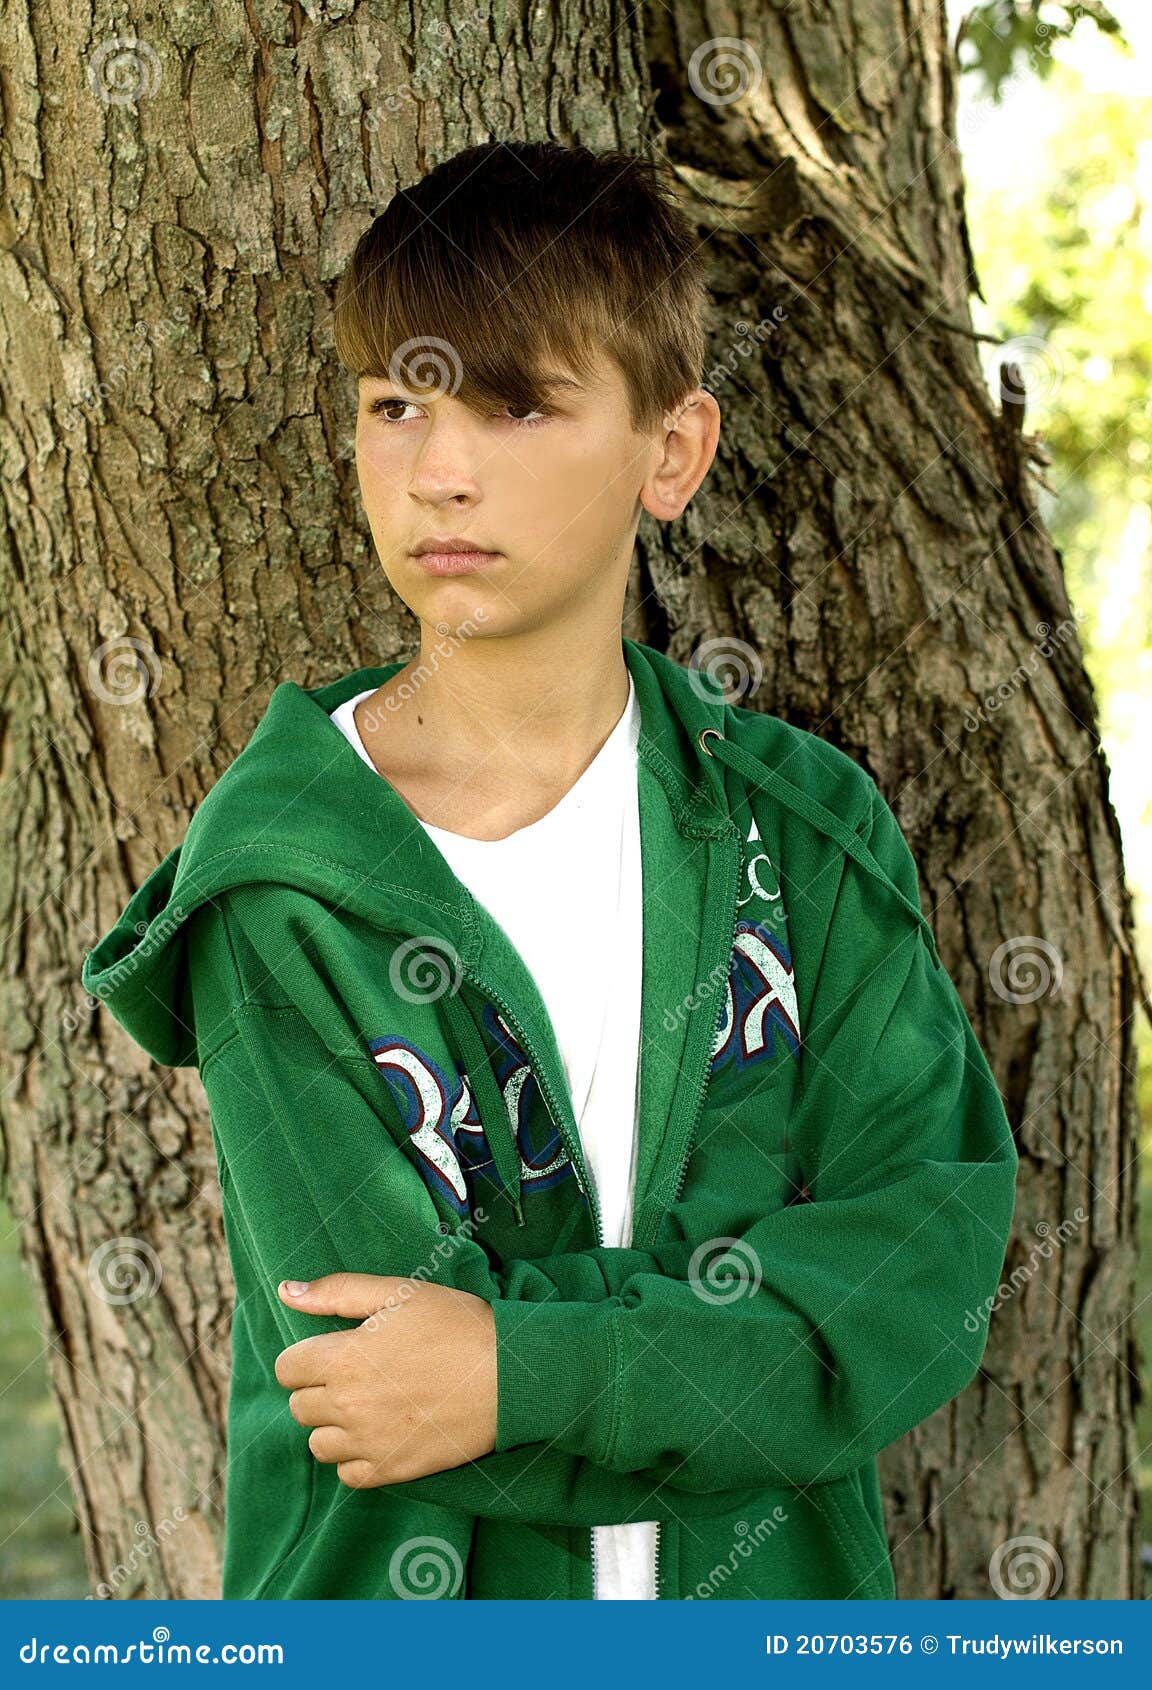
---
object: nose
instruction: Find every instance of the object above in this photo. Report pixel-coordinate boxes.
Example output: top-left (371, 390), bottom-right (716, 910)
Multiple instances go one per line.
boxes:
top-left (406, 408), bottom-right (489, 506)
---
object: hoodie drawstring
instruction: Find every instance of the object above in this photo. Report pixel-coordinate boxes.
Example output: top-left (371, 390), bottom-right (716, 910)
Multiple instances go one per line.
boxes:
top-left (698, 727), bottom-right (943, 972)
top-left (442, 989), bottom-right (526, 1226)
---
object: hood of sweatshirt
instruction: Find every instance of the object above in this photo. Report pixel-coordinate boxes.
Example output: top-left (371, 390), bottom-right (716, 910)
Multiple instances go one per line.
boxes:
top-left (81, 636), bottom-right (939, 1072)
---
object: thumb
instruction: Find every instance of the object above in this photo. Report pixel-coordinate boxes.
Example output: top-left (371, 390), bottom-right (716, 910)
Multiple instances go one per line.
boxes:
top-left (277, 1271), bottom-right (404, 1319)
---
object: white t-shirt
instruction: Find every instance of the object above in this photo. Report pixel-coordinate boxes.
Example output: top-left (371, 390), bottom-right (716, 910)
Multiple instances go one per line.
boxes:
top-left (328, 673), bottom-right (656, 1599)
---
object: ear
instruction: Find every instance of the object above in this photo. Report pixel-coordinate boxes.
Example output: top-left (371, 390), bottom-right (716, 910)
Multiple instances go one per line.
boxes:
top-left (640, 389), bottom-right (721, 523)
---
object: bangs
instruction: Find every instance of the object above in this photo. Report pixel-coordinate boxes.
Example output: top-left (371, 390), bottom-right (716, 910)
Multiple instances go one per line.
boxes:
top-left (333, 142), bottom-right (709, 435)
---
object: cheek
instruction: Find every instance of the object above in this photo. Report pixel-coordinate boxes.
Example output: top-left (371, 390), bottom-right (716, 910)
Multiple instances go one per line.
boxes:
top-left (356, 432), bottom-right (406, 499)
top-left (541, 438), bottom-right (633, 525)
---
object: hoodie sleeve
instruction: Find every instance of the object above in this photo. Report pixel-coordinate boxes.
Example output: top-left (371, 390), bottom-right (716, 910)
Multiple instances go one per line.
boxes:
top-left (193, 909), bottom-right (762, 1528)
top-left (485, 780), bottom-right (1020, 1492)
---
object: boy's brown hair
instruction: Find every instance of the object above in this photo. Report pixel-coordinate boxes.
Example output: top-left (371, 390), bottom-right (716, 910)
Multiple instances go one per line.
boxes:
top-left (333, 139), bottom-right (710, 437)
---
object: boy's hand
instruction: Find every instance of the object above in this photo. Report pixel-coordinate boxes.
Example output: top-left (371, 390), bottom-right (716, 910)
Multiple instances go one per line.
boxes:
top-left (273, 1272), bottom-right (497, 1489)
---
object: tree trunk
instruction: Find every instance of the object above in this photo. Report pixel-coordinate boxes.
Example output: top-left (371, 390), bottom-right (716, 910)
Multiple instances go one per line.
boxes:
top-left (0, 0), bottom-right (1142, 1599)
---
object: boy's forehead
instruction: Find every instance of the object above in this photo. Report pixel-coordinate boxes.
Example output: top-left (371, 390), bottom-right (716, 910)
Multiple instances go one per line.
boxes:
top-left (356, 366), bottom-right (594, 392)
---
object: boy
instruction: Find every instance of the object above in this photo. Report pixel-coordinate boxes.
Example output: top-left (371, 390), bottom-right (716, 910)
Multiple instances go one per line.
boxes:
top-left (82, 139), bottom-right (1018, 1601)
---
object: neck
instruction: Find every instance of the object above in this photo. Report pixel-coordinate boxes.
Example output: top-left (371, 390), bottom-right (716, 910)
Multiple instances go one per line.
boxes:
top-left (395, 617), bottom-right (632, 778)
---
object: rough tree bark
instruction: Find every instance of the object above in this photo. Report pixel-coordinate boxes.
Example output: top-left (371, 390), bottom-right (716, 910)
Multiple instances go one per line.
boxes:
top-left (0, 0), bottom-right (1143, 1599)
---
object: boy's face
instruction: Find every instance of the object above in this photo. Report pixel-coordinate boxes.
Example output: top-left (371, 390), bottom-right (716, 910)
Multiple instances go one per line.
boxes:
top-left (354, 346), bottom-right (717, 639)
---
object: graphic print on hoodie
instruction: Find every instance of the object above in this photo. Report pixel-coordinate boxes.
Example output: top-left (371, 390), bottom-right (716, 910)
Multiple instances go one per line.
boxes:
top-left (369, 1004), bottom-right (577, 1222)
top-left (368, 810), bottom-right (800, 1228)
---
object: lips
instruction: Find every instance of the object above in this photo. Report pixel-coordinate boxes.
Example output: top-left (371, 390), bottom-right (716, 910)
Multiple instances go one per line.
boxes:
top-left (411, 539), bottom-right (501, 576)
top-left (411, 537), bottom-right (495, 555)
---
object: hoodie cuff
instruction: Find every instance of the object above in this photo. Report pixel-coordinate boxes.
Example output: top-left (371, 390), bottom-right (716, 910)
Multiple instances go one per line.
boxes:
top-left (490, 1298), bottom-right (618, 1461)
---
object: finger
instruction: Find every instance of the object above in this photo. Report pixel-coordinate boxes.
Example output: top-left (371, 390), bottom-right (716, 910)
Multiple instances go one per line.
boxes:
top-left (273, 1334), bottom-right (344, 1390)
top-left (336, 1459), bottom-right (383, 1491)
top-left (307, 1425), bottom-right (357, 1465)
top-left (278, 1272), bottom-right (406, 1320)
top-left (287, 1386), bottom-right (332, 1429)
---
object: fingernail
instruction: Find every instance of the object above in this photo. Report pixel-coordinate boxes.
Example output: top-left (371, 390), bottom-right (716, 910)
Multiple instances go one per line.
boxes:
top-left (281, 1280), bottom-right (310, 1296)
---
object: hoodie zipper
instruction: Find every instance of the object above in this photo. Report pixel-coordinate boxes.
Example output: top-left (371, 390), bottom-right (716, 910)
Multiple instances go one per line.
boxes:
top-left (646, 974), bottom-right (734, 1602)
top-left (649, 984), bottom-right (722, 1599)
top-left (632, 814), bottom-right (742, 1258)
top-left (462, 743), bottom-right (741, 1603)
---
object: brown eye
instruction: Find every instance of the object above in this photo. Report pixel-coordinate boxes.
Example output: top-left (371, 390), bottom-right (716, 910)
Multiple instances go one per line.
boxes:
top-left (499, 403), bottom-right (548, 428)
top-left (366, 397), bottom-right (415, 421)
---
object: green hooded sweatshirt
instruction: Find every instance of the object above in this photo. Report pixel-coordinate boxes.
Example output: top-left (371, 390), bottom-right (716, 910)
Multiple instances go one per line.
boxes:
top-left (80, 636), bottom-right (1018, 1602)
